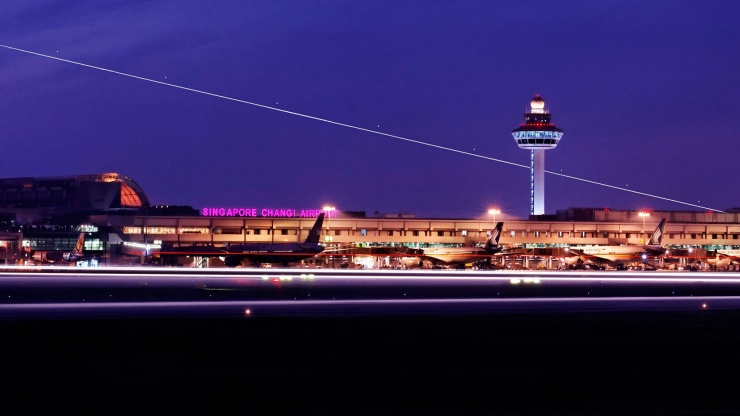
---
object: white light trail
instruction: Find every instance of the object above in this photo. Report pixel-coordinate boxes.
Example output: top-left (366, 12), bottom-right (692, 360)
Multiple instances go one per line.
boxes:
top-left (0, 44), bottom-right (724, 213)
top-left (3, 265), bottom-right (740, 284)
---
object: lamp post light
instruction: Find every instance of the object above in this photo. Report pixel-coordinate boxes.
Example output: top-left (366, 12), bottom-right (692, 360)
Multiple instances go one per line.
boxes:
top-left (487, 208), bottom-right (501, 254)
top-left (488, 209), bottom-right (501, 233)
top-left (638, 211), bottom-right (650, 244)
top-left (486, 208), bottom-right (503, 267)
top-left (488, 208), bottom-right (501, 223)
top-left (323, 206), bottom-right (336, 242)
top-left (323, 206), bottom-right (336, 267)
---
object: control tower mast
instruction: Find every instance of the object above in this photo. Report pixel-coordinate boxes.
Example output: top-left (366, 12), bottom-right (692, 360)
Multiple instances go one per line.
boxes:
top-left (512, 95), bottom-right (564, 216)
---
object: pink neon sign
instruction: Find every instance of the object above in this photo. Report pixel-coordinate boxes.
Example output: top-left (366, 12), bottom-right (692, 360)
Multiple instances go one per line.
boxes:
top-left (201, 208), bottom-right (336, 218)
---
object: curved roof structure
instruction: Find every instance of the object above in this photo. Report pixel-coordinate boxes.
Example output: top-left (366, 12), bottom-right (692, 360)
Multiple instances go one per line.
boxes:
top-left (0, 172), bottom-right (150, 210)
top-left (74, 173), bottom-right (150, 207)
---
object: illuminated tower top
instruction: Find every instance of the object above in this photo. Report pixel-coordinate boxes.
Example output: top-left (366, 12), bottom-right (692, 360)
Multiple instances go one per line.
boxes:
top-left (511, 94), bottom-right (564, 216)
top-left (512, 94), bottom-right (564, 149)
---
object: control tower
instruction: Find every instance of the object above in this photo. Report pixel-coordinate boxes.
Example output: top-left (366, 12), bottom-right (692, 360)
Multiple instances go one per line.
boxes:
top-left (512, 94), bottom-right (564, 216)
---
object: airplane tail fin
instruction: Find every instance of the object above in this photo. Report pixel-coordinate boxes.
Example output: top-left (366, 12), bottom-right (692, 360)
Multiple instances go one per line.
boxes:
top-left (304, 213), bottom-right (325, 244)
top-left (73, 232), bottom-right (85, 255)
top-left (647, 218), bottom-right (667, 246)
top-left (485, 222), bottom-right (504, 250)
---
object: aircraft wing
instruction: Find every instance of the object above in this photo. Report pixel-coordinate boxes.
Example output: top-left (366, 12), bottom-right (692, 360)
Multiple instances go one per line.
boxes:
top-left (565, 248), bottom-right (623, 268)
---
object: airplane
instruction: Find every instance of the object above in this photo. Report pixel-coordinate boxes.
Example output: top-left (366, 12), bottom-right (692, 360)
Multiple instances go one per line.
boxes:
top-left (566, 218), bottom-right (667, 270)
top-left (43, 232), bottom-right (89, 263)
top-left (704, 250), bottom-right (740, 270)
top-left (717, 249), bottom-right (740, 260)
top-left (162, 213), bottom-right (326, 267)
top-left (420, 222), bottom-right (504, 268)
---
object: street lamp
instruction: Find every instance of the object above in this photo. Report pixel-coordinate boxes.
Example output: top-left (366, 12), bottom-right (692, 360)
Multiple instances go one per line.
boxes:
top-left (638, 211), bottom-right (650, 244)
top-left (323, 206), bottom-right (336, 267)
top-left (488, 209), bottom-right (501, 232)
top-left (487, 208), bottom-right (501, 247)
top-left (323, 206), bottom-right (335, 242)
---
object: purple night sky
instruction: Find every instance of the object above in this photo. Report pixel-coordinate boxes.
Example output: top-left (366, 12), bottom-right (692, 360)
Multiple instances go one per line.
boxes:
top-left (1, 1), bottom-right (738, 220)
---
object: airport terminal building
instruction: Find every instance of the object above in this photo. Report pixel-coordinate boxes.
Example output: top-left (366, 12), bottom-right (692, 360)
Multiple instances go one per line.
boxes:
top-left (1, 173), bottom-right (739, 268)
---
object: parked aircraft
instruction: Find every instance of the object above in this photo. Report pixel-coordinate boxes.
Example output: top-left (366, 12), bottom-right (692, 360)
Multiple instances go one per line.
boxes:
top-left (162, 213), bottom-right (325, 267)
top-left (420, 222), bottom-right (504, 267)
top-left (567, 218), bottom-right (667, 270)
top-left (705, 250), bottom-right (740, 270)
top-left (718, 249), bottom-right (740, 260)
top-left (44, 232), bottom-right (88, 263)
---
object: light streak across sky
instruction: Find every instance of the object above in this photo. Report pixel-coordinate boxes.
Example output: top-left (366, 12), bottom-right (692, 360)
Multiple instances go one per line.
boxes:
top-left (0, 44), bottom-right (724, 213)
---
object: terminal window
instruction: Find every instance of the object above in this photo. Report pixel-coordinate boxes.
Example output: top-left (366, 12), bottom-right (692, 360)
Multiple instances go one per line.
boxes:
top-left (178, 227), bottom-right (207, 234)
top-left (85, 239), bottom-right (103, 251)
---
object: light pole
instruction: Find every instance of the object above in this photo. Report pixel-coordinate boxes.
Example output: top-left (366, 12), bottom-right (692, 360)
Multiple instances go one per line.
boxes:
top-left (323, 206), bottom-right (335, 267)
top-left (486, 208), bottom-right (502, 267)
top-left (323, 206), bottom-right (335, 242)
top-left (488, 209), bottom-right (501, 233)
top-left (638, 211), bottom-right (650, 244)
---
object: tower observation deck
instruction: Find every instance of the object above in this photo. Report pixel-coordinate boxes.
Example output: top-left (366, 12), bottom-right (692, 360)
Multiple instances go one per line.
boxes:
top-left (512, 94), bottom-right (564, 216)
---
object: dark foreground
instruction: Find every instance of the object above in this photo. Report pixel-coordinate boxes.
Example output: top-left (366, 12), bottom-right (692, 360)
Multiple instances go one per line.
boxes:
top-left (3, 310), bottom-right (740, 416)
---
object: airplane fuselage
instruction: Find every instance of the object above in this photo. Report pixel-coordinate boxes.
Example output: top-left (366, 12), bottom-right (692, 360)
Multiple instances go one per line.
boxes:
top-left (223, 242), bottom-right (324, 266)
top-left (576, 245), bottom-right (665, 266)
top-left (718, 249), bottom-right (740, 258)
top-left (421, 247), bottom-right (499, 265)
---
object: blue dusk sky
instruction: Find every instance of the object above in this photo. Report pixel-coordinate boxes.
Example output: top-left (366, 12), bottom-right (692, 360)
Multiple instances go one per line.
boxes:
top-left (1, 1), bottom-right (738, 219)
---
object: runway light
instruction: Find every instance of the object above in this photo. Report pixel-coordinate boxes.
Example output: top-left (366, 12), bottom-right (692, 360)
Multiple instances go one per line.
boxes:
top-left (244, 308), bottom-right (252, 316)
top-left (702, 303), bottom-right (708, 309)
